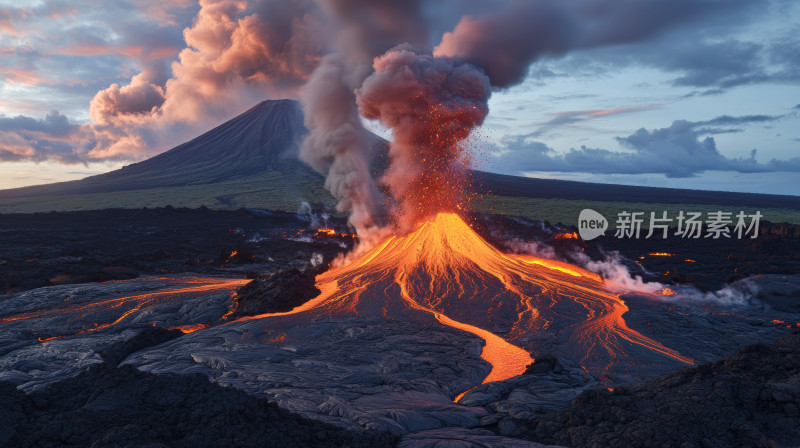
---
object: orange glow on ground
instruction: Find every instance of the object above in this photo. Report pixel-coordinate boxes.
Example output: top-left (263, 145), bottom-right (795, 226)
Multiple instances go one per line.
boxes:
top-left (648, 252), bottom-right (674, 257)
top-left (168, 323), bottom-right (210, 334)
top-left (555, 232), bottom-right (579, 240)
top-left (2, 276), bottom-right (248, 340)
top-left (239, 213), bottom-right (693, 399)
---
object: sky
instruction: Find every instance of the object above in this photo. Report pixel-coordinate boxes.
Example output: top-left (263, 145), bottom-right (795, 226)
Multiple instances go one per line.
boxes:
top-left (0, 0), bottom-right (798, 195)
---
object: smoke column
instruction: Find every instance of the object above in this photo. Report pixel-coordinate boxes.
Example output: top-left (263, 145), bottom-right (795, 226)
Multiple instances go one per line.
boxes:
top-left (356, 49), bottom-right (490, 230)
top-left (298, 0), bottom-right (427, 244)
top-left (299, 0), bottom-right (736, 238)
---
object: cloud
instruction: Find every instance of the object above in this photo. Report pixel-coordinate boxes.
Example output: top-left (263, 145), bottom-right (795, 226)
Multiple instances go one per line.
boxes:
top-left (0, 111), bottom-right (77, 137)
top-left (434, 0), bottom-right (744, 88)
top-left (0, 9), bottom-right (14, 35)
top-left (89, 71), bottom-right (166, 125)
top-left (156, 0), bottom-right (323, 125)
top-left (492, 114), bottom-right (800, 178)
top-left (135, 0), bottom-right (197, 26)
top-left (0, 0), bottom-right (326, 163)
top-left (529, 105), bottom-right (660, 137)
top-left (0, 0), bottom-right (794, 169)
top-left (523, 13), bottom-right (800, 94)
top-left (0, 111), bottom-right (82, 163)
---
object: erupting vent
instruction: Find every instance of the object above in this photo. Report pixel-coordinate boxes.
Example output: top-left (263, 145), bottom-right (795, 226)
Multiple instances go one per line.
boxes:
top-left (244, 212), bottom-right (693, 396)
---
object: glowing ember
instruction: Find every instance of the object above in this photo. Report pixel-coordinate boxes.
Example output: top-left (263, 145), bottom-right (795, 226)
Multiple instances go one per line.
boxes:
top-left (555, 232), bottom-right (579, 240)
top-left (648, 252), bottom-right (674, 257)
top-left (167, 323), bottom-right (210, 334)
top-left (313, 228), bottom-right (355, 238)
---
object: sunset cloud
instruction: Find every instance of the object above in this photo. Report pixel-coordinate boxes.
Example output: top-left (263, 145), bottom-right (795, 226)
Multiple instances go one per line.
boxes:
top-left (0, 0), bottom-right (326, 163)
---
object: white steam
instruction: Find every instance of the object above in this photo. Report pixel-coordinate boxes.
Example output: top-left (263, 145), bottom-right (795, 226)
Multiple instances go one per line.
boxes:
top-left (499, 227), bottom-right (761, 309)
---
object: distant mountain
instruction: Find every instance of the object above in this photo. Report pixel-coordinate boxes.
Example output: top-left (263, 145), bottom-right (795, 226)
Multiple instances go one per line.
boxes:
top-left (1, 99), bottom-right (798, 213)
top-left (471, 172), bottom-right (800, 210)
top-left (0, 100), bottom-right (315, 199)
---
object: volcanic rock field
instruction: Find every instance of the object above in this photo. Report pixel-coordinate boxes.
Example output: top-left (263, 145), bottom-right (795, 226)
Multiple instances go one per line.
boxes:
top-left (1, 206), bottom-right (799, 447)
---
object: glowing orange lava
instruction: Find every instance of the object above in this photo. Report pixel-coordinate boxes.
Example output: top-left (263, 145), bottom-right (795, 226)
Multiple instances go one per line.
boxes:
top-left (555, 232), bottom-right (579, 240)
top-left (314, 228), bottom-right (356, 238)
top-left (168, 323), bottom-right (210, 334)
top-left (241, 213), bottom-right (693, 398)
top-left (1, 277), bottom-right (248, 340)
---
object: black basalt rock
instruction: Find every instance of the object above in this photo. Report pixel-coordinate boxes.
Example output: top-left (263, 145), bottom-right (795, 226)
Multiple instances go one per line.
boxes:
top-left (233, 267), bottom-right (321, 316)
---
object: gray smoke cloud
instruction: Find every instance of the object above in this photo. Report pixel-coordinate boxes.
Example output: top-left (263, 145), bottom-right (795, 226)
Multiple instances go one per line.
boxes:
top-left (298, 0), bottom-right (739, 241)
top-left (435, 0), bottom-right (740, 88)
top-left (298, 0), bottom-right (428, 242)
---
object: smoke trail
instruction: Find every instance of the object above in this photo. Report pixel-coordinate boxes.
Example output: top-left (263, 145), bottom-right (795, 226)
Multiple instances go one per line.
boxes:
top-left (298, 0), bottom-right (428, 244)
top-left (355, 49), bottom-right (490, 230)
top-left (299, 56), bottom-right (384, 240)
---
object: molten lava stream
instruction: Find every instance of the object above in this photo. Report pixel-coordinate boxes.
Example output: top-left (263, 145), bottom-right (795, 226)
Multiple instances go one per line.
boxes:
top-left (238, 213), bottom-right (692, 400)
top-left (0, 276), bottom-right (249, 340)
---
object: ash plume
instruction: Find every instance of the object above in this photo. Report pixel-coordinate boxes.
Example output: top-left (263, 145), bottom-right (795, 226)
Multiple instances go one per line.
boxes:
top-left (298, 0), bottom-right (428, 243)
top-left (299, 0), bottom-right (732, 239)
top-left (355, 49), bottom-right (490, 230)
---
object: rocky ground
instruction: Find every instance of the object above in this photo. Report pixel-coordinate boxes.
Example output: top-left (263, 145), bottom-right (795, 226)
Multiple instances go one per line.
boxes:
top-left (474, 213), bottom-right (800, 292)
top-left (1, 207), bottom-right (799, 447)
top-left (0, 328), bottom-right (398, 448)
top-left (510, 329), bottom-right (800, 448)
top-left (0, 206), bottom-right (353, 295)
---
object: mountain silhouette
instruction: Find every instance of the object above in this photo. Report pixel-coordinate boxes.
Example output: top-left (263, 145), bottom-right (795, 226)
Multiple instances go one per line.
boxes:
top-left (0, 99), bottom-right (797, 211)
top-left (0, 100), bottom-right (315, 199)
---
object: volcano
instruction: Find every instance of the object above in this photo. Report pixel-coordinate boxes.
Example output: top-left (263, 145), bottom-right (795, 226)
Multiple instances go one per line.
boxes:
top-left (120, 211), bottom-right (705, 437)
top-left (0, 100), bottom-right (315, 200)
top-left (238, 212), bottom-right (693, 385)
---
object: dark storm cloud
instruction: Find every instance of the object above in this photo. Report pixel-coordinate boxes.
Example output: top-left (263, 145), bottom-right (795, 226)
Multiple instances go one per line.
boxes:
top-left (505, 0), bottom-right (798, 95)
top-left (699, 115), bottom-right (779, 126)
top-left (493, 114), bottom-right (799, 178)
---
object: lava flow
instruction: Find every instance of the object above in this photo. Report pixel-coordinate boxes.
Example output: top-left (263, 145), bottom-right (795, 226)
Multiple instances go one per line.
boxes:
top-left (0, 276), bottom-right (248, 341)
top-left (243, 212), bottom-right (693, 396)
